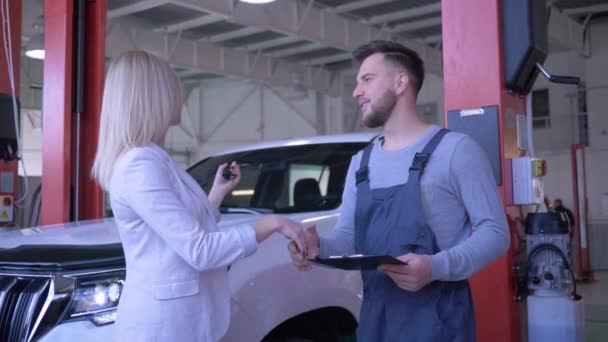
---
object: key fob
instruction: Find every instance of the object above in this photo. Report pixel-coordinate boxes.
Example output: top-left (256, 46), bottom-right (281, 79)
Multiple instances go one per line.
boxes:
top-left (222, 166), bottom-right (235, 180)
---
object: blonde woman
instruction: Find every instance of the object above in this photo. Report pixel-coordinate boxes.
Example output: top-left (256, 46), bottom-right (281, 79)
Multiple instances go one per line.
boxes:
top-left (92, 50), bottom-right (308, 341)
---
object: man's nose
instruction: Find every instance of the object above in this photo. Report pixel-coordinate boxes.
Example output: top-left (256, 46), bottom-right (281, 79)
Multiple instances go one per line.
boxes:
top-left (352, 84), bottom-right (362, 98)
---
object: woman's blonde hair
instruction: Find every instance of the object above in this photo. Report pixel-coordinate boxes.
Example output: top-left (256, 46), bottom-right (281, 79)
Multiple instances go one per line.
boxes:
top-left (92, 50), bottom-right (183, 190)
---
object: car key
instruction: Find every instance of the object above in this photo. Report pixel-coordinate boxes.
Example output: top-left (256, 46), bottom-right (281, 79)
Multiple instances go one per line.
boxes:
top-left (222, 163), bottom-right (236, 180)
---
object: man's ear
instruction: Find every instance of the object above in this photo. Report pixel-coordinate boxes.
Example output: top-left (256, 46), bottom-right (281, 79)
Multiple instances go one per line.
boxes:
top-left (394, 73), bottom-right (409, 95)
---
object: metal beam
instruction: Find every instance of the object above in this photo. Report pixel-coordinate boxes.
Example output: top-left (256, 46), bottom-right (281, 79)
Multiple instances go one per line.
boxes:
top-left (158, 14), bottom-right (224, 33)
top-left (264, 86), bottom-right (318, 132)
top-left (328, 0), bottom-right (394, 14)
top-left (108, 0), bottom-right (166, 20)
top-left (368, 3), bottom-right (441, 25)
top-left (270, 42), bottom-right (325, 58)
top-left (205, 27), bottom-right (262, 43)
top-left (391, 17), bottom-right (442, 33)
top-left (308, 53), bottom-right (352, 66)
top-left (167, 0), bottom-right (443, 75)
top-left (107, 20), bottom-right (341, 96)
top-left (244, 36), bottom-right (300, 51)
top-left (563, 3), bottom-right (608, 16)
top-left (422, 34), bottom-right (442, 44)
top-left (548, 6), bottom-right (585, 55)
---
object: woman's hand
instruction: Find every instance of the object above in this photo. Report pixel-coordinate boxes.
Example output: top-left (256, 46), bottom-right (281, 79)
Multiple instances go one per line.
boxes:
top-left (208, 161), bottom-right (240, 208)
top-left (288, 224), bottom-right (319, 271)
top-left (253, 216), bottom-right (307, 254)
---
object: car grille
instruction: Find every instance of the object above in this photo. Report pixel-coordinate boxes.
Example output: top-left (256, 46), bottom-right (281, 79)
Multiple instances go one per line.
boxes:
top-left (0, 276), bottom-right (52, 342)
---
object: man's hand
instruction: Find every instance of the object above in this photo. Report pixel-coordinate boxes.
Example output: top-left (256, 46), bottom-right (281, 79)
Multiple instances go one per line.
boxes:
top-left (288, 224), bottom-right (320, 271)
top-left (378, 253), bottom-right (432, 291)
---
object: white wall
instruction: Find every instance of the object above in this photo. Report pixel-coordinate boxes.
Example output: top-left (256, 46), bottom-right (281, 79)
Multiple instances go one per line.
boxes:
top-left (586, 18), bottom-right (608, 150)
top-left (18, 109), bottom-right (42, 177)
top-left (16, 56), bottom-right (43, 177)
top-left (533, 18), bottom-right (608, 270)
top-left (531, 49), bottom-right (586, 151)
top-left (166, 78), bottom-right (335, 166)
top-left (533, 19), bottom-right (608, 224)
top-left (418, 73), bottom-right (445, 126)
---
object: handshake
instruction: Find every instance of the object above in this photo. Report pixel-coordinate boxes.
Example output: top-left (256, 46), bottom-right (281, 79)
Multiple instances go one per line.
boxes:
top-left (252, 216), bottom-right (319, 270)
top-left (287, 224), bottom-right (320, 271)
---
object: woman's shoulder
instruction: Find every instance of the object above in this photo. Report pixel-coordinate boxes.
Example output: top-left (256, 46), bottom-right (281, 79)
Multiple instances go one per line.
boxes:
top-left (110, 144), bottom-right (169, 190)
top-left (119, 144), bottom-right (168, 167)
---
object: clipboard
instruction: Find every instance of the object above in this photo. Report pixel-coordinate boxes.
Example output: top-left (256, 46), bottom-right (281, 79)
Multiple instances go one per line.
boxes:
top-left (311, 254), bottom-right (405, 270)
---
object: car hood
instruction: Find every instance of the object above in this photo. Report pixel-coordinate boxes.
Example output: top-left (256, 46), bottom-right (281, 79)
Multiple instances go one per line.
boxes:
top-left (0, 215), bottom-right (267, 250)
top-left (0, 215), bottom-right (269, 270)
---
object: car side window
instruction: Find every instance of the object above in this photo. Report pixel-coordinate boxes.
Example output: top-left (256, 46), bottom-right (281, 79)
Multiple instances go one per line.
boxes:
top-left (222, 163), bottom-right (260, 208)
top-left (276, 164), bottom-right (328, 211)
top-left (187, 142), bottom-right (367, 213)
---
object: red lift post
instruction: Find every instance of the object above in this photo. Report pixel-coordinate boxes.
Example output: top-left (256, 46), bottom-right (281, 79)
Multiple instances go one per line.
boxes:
top-left (442, 0), bottom-right (524, 341)
top-left (40, 0), bottom-right (74, 225)
top-left (571, 144), bottom-right (593, 281)
top-left (41, 0), bottom-right (106, 225)
top-left (78, 0), bottom-right (106, 220)
top-left (0, 0), bottom-right (22, 228)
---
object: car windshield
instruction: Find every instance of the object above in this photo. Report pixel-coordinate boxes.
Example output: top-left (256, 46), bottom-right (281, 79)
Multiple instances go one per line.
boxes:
top-left (187, 142), bottom-right (368, 214)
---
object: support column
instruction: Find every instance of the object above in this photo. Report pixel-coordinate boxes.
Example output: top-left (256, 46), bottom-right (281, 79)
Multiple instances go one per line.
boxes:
top-left (41, 0), bottom-right (74, 225)
top-left (0, 0), bottom-right (22, 227)
top-left (571, 144), bottom-right (593, 281)
top-left (41, 0), bottom-right (106, 224)
top-left (78, 0), bottom-right (106, 220)
top-left (442, 1), bottom-right (523, 341)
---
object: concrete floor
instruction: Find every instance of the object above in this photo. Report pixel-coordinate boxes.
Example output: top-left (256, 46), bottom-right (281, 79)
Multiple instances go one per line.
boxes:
top-left (579, 272), bottom-right (608, 342)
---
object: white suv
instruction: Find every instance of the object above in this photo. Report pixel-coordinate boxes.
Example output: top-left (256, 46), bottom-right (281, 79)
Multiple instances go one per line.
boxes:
top-left (0, 132), bottom-right (377, 342)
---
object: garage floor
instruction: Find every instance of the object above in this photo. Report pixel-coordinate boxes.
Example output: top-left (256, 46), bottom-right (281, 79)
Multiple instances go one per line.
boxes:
top-left (579, 272), bottom-right (608, 342)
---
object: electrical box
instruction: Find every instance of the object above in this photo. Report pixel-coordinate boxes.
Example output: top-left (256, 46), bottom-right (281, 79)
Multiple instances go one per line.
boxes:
top-left (512, 157), bottom-right (546, 205)
top-left (0, 195), bottom-right (13, 223)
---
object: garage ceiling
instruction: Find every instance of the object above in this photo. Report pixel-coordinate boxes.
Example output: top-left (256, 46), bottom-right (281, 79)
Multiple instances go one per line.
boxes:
top-left (20, 0), bottom-right (608, 95)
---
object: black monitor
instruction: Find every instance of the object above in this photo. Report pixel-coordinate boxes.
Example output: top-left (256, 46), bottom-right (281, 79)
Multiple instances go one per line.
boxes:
top-left (0, 93), bottom-right (20, 161)
top-left (502, 0), bottom-right (548, 95)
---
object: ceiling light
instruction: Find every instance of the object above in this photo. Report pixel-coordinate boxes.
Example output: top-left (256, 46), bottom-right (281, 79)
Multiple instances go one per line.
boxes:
top-left (25, 49), bottom-right (45, 60)
top-left (24, 31), bottom-right (44, 60)
top-left (240, 0), bottom-right (276, 4)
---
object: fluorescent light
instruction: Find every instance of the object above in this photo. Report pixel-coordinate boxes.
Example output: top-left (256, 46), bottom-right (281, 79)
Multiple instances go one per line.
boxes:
top-left (25, 33), bottom-right (45, 60)
top-left (232, 189), bottom-right (255, 196)
top-left (240, 0), bottom-right (276, 4)
top-left (25, 49), bottom-right (45, 60)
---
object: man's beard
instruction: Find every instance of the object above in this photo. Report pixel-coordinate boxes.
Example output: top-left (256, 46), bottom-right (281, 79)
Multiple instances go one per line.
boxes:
top-left (362, 89), bottom-right (397, 128)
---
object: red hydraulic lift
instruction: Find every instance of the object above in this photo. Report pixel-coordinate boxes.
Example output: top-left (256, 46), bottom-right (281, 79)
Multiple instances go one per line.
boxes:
top-left (41, 0), bottom-right (106, 225)
top-left (0, 0), bottom-right (22, 228)
top-left (571, 144), bottom-right (594, 281)
top-left (442, 0), bottom-right (524, 341)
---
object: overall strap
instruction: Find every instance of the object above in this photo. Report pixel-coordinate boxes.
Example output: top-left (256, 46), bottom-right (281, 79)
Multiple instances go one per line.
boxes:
top-left (355, 144), bottom-right (374, 185)
top-left (409, 128), bottom-right (450, 177)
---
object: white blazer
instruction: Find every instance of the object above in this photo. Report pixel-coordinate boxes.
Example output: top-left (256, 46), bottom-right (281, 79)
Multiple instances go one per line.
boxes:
top-left (109, 144), bottom-right (257, 342)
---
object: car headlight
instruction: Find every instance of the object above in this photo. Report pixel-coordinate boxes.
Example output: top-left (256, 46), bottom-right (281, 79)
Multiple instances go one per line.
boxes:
top-left (63, 270), bottom-right (125, 326)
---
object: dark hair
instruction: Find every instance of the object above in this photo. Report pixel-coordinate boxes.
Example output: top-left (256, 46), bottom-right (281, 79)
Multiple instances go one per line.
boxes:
top-left (352, 40), bottom-right (425, 96)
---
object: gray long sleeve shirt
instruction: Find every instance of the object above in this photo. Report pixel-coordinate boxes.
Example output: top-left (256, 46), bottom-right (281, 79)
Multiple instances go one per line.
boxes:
top-left (319, 125), bottom-right (510, 281)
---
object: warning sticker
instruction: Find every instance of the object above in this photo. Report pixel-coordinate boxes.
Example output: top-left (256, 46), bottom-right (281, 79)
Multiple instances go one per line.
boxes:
top-left (0, 211), bottom-right (8, 219)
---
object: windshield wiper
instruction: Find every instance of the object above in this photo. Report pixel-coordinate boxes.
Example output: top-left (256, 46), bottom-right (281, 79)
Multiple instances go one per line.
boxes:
top-left (219, 207), bottom-right (274, 215)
